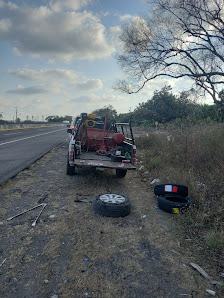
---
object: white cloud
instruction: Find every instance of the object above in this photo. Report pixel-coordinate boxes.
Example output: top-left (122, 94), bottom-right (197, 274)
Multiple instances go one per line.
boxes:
top-left (139, 77), bottom-right (193, 98)
top-left (69, 89), bottom-right (131, 113)
top-left (9, 68), bottom-right (78, 82)
top-left (0, 18), bottom-right (12, 33)
top-left (48, 59), bottom-right (55, 64)
top-left (75, 79), bottom-right (103, 91)
top-left (70, 95), bottom-right (94, 103)
top-left (0, 1), bottom-right (114, 61)
top-left (120, 14), bottom-right (133, 21)
top-left (109, 26), bottom-right (122, 47)
top-left (8, 68), bottom-right (104, 92)
top-left (7, 84), bottom-right (61, 95)
top-left (50, 0), bottom-right (91, 12)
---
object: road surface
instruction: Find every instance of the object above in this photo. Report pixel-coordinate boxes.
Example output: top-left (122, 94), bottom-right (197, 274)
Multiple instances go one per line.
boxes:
top-left (0, 126), bottom-right (68, 185)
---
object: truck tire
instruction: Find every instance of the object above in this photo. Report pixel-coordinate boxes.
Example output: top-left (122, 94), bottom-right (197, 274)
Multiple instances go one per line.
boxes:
top-left (116, 169), bottom-right (127, 178)
top-left (157, 194), bottom-right (194, 214)
top-left (66, 155), bottom-right (76, 175)
top-left (154, 184), bottom-right (188, 196)
top-left (93, 194), bottom-right (131, 217)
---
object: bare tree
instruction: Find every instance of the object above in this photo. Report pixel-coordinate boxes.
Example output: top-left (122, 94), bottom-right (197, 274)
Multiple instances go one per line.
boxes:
top-left (115, 0), bottom-right (224, 105)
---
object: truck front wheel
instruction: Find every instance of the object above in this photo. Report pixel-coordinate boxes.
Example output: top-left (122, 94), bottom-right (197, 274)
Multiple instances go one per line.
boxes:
top-left (116, 169), bottom-right (127, 178)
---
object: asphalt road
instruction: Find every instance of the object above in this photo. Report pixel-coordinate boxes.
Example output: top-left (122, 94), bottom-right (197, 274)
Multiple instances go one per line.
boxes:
top-left (0, 126), bottom-right (68, 185)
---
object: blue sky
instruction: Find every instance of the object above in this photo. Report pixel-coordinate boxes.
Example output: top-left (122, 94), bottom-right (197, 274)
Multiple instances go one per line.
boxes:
top-left (0, 0), bottom-right (201, 121)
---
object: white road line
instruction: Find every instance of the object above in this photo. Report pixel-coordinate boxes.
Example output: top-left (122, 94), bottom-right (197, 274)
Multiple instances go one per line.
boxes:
top-left (0, 128), bottom-right (65, 146)
top-left (3, 132), bottom-right (22, 135)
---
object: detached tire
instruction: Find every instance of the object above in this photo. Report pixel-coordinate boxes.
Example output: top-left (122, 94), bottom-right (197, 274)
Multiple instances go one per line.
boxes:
top-left (157, 194), bottom-right (194, 214)
top-left (116, 169), bottom-right (127, 178)
top-left (93, 194), bottom-right (131, 217)
top-left (66, 155), bottom-right (76, 175)
top-left (154, 184), bottom-right (188, 196)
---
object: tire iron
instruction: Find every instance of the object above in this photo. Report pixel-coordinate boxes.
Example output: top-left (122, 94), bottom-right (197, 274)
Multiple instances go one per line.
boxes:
top-left (7, 203), bottom-right (47, 227)
top-left (31, 203), bottom-right (47, 227)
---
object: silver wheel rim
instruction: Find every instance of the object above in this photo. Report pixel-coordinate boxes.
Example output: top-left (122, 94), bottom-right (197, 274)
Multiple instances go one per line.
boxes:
top-left (99, 194), bottom-right (126, 204)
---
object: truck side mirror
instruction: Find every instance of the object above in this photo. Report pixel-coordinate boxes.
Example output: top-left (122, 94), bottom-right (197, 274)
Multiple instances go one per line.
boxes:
top-left (67, 128), bottom-right (72, 133)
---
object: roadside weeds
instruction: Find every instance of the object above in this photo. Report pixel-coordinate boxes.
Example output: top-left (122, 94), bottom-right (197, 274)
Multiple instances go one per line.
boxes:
top-left (135, 124), bottom-right (224, 293)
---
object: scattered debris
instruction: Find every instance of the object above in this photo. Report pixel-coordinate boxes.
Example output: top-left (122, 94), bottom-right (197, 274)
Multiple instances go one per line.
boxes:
top-left (154, 206), bottom-right (161, 210)
top-left (142, 171), bottom-right (149, 176)
top-left (32, 204), bottom-right (47, 227)
top-left (190, 263), bottom-right (222, 285)
top-left (44, 280), bottom-right (49, 284)
top-left (0, 221), bottom-right (3, 225)
top-left (49, 214), bottom-right (56, 219)
top-left (38, 194), bottom-right (48, 204)
top-left (141, 215), bottom-right (147, 219)
top-left (7, 203), bottom-right (46, 221)
top-left (139, 165), bottom-right (144, 172)
top-left (74, 199), bottom-right (89, 203)
top-left (0, 258), bottom-right (7, 267)
top-left (167, 135), bottom-right (175, 142)
top-left (220, 273), bottom-right (224, 278)
top-left (206, 289), bottom-right (216, 296)
top-left (196, 181), bottom-right (206, 192)
top-left (150, 178), bottom-right (161, 185)
top-left (83, 258), bottom-right (88, 262)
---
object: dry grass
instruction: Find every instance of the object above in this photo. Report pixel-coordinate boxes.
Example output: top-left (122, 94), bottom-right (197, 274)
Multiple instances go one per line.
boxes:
top-left (135, 124), bottom-right (224, 270)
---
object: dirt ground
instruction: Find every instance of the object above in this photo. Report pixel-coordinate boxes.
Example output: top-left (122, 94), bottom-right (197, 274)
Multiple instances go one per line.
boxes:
top-left (0, 141), bottom-right (222, 297)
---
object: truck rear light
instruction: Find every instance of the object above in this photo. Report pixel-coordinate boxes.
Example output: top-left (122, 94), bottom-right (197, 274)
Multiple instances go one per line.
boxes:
top-left (72, 125), bottom-right (75, 130)
top-left (133, 149), bottom-right (136, 163)
top-left (69, 145), bottom-right (74, 158)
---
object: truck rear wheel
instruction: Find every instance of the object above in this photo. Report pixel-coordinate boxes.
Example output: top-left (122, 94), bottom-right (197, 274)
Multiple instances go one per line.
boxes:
top-left (66, 155), bottom-right (76, 175)
top-left (116, 169), bottom-right (127, 178)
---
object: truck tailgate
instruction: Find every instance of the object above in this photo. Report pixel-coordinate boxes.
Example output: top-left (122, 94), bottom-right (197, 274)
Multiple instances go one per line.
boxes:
top-left (74, 159), bottom-right (136, 170)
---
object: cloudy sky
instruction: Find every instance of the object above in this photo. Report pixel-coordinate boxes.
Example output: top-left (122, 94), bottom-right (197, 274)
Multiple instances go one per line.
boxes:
top-left (0, 0), bottom-right (197, 121)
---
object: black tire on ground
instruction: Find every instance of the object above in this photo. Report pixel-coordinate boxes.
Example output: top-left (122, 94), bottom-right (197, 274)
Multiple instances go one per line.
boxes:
top-left (93, 194), bottom-right (131, 217)
top-left (154, 183), bottom-right (188, 196)
top-left (157, 194), bottom-right (194, 214)
top-left (66, 155), bottom-right (76, 175)
top-left (116, 169), bottom-right (127, 178)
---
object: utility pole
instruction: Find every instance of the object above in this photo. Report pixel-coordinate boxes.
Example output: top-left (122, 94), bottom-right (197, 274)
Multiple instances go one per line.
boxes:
top-left (16, 107), bottom-right (18, 120)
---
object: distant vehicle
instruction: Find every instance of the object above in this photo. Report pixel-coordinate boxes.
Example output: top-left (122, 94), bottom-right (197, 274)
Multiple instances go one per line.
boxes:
top-left (62, 120), bottom-right (70, 124)
top-left (66, 112), bottom-right (136, 178)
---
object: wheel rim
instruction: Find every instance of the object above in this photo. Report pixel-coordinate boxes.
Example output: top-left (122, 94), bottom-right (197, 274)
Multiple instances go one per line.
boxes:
top-left (99, 194), bottom-right (126, 204)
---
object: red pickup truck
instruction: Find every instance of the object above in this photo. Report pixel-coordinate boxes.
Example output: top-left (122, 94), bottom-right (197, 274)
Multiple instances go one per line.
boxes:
top-left (66, 112), bottom-right (136, 177)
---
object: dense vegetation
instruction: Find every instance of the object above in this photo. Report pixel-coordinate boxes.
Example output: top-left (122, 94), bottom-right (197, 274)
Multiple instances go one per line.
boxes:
top-left (93, 87), bottom-right (224, 126)
top-left (45, 115), bottom-right (72, 122)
